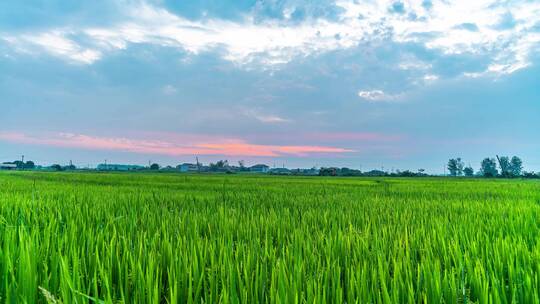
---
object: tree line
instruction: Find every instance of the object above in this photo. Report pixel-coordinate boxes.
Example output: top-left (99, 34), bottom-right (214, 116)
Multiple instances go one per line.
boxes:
top-left (447, 155), bottom-right (535, 178)
top-left (3, 156), bottom-right (539, 179)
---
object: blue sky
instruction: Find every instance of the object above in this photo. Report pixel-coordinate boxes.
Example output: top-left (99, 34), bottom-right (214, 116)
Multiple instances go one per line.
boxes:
top-left (1, 0), bottom-right (539, 173)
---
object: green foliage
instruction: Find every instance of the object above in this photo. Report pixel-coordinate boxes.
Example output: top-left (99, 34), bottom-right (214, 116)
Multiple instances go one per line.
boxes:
top-left (209, 160), bottom-right (229, 172)
top-left (463, 166), bottom-right (474, 177)
top-left (497, 156), bottom-right (524, 178)
top-left (497, 156), bottom-right (512, 177)
top-left (25, 161), bottom-right (36, 169)
top-left (50, 164), bottom-right (63, 171)
top-left (480, 158), bottom-right (498, 177)
top-left (0, 172), bottom-right (539, 303)
top-left (319, 167), bottom-right (337, 176)
top-left (510, 156), bottom-right (523, 177)
top-left (447, 158), bottom-right (464, 176)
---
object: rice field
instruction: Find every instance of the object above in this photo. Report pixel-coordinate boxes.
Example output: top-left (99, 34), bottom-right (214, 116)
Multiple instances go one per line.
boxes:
top-left (0, 171), bottom-right (539, 303)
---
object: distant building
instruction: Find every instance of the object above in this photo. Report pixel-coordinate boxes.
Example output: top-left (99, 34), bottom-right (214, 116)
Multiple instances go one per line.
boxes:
top-left (0, 163), bottom-right (17, 170)
top-left (227, 166), bottom-right (241, 172)
top-left (291, 168), bottom-right (320, 176)
top-left (97, 164), bottom-right (145, 171)
top-left (177, 163), bottom-right (199, 172)
top-left (249, 164), bottom-right (270, 173)
top-left (269, 168), bottom-right (291, 175)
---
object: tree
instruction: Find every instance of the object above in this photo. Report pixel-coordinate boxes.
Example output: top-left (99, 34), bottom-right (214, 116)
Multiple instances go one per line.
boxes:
top-left (447, 158), bottom-right (464, 176)
top-left (209, 160), bottom-right (229, 171)
top-left (496, 155), bottom-right (511, 177)
top-left (463, 166), bottom-right (474, 177)
top-left (150, 163), bottom-right (160, 170)
top-left (51, 164), bottom-right (63, 171)
top-left (510, 156), bottom-right (523, 177)
top-left (25, 161), bottom-right (35, 169)
top-left (523, 171), bottom-right (537, 179)
top-left (319, 167), bottom-right (337, 176)
top-left (480, 158), bottom-right (498, 177)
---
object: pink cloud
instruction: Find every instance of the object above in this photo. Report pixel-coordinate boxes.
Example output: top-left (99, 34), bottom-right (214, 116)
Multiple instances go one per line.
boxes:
top-left (0, 131), bottom-right (354, 157)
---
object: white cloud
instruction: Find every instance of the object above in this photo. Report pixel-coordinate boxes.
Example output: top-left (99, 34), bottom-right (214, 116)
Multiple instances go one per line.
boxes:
top-left (358, 90), bottom-right (400, 102)
top-left (423, 74), bottom-right (439, 82)
top-left (399, 59), bottom-right (432, 71)
top-left (3, 31), bottom-right (101, 64)
top-left (243, 108), bottom-right (291, 123)
top-left (255, 115), bottom-right (290, 123)
top-left (1, 0), bottom-right (540, 77)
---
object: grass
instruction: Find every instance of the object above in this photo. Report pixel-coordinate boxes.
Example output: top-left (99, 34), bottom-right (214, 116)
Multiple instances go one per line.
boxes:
top-left (0, 171), bottom-right (539, 303)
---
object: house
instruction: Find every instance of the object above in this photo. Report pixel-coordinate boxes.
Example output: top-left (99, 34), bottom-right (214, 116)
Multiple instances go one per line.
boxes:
top-left (0, 163), bottom-right (17, 170)
top-left (177, 163), bottom-right (199, 172)
top-left (198, 166), bottom-right (210, 172)
top-left (249, 164), bottom-right (270, 173)
top-left (97, 164), bottom-right (145, 171)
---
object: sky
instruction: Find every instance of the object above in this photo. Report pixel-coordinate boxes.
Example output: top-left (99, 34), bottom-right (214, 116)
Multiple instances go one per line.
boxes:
top-left (1, 0), bottom-right (539, 173)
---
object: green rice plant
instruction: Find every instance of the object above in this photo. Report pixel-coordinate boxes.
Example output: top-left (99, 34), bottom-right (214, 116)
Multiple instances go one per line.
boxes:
top-left (0, 171), bottom-right (539, 303)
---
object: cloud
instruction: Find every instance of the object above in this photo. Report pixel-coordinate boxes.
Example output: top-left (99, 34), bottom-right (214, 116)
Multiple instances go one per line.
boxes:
top-left (254, 115), bottom-right (289, 123)
top-left (242, 108), bottom-right (290, 124)
top-left (1, 0), bottom-right (539, 78)
top-left (3, 31), bottom-right (101, 64)
top-left (0, 131), bottom-right (353, 157)
top-left (358, 90), bottom-right (401, 102)
top-left (423, 74), bottom-right (439, 82)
